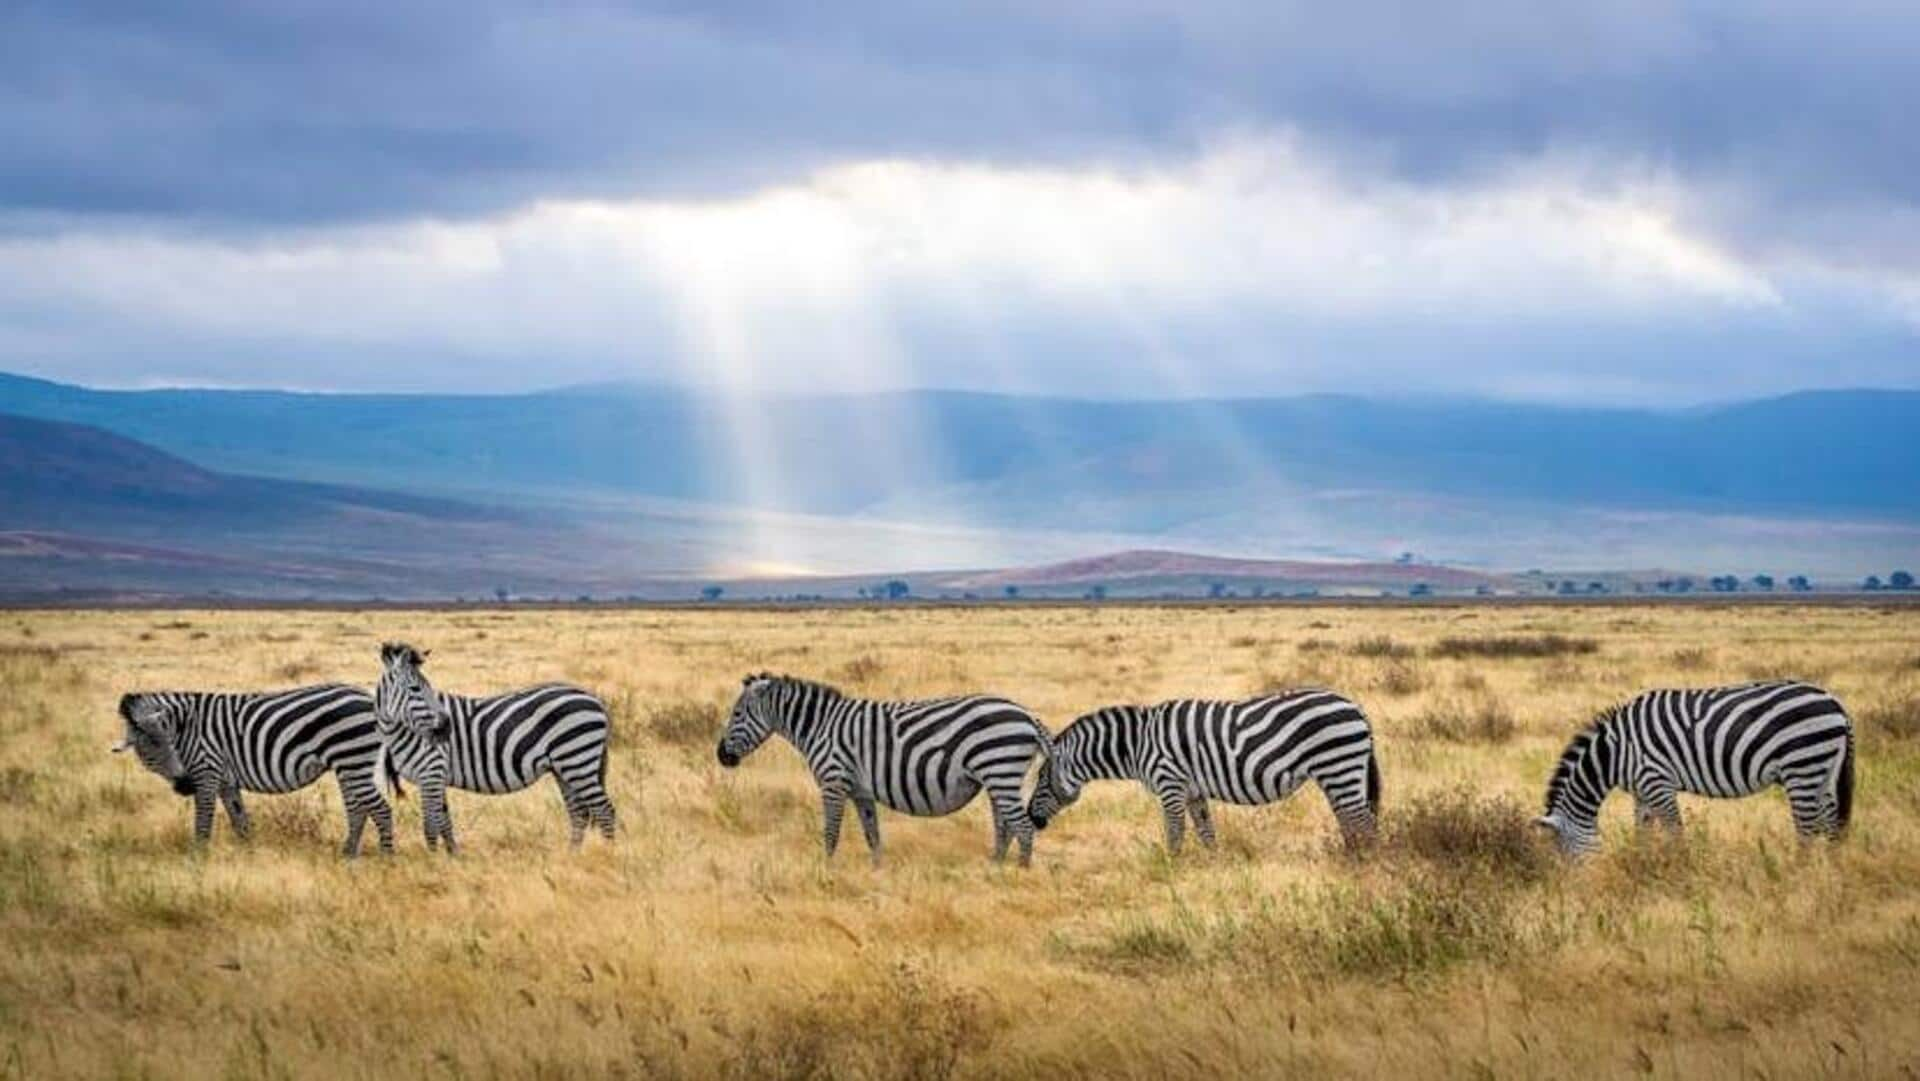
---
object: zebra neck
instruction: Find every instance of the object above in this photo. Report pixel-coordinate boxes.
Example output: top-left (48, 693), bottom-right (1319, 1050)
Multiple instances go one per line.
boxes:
top-left (1069, 708), bottom-right (1145, 784)
top-left (773, 688), bottom-right (835, 756)
top-left (1549, 724), bottom-right (1623, 822)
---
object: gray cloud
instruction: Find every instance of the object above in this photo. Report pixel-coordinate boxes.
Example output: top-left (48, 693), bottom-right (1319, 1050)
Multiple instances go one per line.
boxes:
top-left (5, 3), bottom-right (1917, 241)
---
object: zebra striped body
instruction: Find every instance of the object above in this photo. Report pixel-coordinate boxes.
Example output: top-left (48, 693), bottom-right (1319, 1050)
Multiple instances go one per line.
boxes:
top-left (113, 684), bottom-right (392, 856)
top-left (1028, 689), bottom-right (1381, 852)
top-left (375, 643), bottom-right (616, 852)
top-left (1536, 680), bottom-right (1855, 856)
top-left (717, 673), bottom-right (1054, 866)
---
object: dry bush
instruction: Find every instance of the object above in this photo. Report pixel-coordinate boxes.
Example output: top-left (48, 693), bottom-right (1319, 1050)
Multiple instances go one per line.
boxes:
top-left (1670, 646), bottom-right (1713, 671)
top-left (836, 654), bottom-right (885, 684)
top-left (1376, 659), bottom-right (1427, 696)
top-left (1228, 635), bottom-right (1260, 649)
top-left (1862, 698), bottom-right (1920, 740)
top-left (1349, 636), bottom-right (1415, 659)
top-left (648, 699), bottom-right (722, 746)
top-left (1383, 787), bottom-right (1554, 883)
top-left (273, 657), bottom-right (324, 682)
top-left (1296, 637), bottom-right (1335, 653)
top-left (1430, 634), bottom-right (1598, 659)
top-left (721, 960), bottom-right (995, 1081)
top-left (1301, 870), bottom-right (1524, 978)
top-left (1411, 697), bottom-right (1518, 743)
top-left (251, 795), bottom-right (334, 848)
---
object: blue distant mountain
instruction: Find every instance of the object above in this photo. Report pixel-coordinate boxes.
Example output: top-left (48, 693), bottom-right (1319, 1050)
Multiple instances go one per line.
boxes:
top-left (2, 370), bottom-right (1914, 522)
top-left (2, 369), bottom-right (1916, 594)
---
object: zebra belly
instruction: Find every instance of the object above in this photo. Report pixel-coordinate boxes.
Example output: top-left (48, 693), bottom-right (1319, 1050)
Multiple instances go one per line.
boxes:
top-left (238, 754), bottom-right (328, 793)
top-left (872, 775), bottom-right (981, 817)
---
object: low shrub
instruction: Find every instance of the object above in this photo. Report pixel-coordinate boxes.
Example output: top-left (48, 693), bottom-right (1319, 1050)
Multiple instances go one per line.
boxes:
top-left (1430, 634), bottom-right (1598, 659)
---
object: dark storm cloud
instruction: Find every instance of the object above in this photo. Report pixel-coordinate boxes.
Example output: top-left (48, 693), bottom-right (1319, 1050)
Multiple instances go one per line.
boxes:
top-left (4, 1), bottom-right (1916, 242)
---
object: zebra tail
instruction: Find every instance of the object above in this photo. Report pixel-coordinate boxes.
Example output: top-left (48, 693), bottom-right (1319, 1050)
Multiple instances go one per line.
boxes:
top-left (374, 746), bottom-right (407, 801)
top-left (1836, 730), bottom-right (1854, 834)
top-left (1366, 746), bottom-right (1382, 817)
top-left (1028, 714), bottom-right (1057, 765)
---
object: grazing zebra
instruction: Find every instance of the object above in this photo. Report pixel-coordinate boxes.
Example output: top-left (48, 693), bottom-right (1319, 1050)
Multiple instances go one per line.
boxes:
top-left (111, 684), bottom-right (393, 856)
top-left (1027, 690), bottom-right (1381, 852)
top-left (373, 642), bottom-right (616, 852)
top-left (1535, 680), bottom-right (1855, 857)
top-left (716, 673), bottom-right (1054, 866)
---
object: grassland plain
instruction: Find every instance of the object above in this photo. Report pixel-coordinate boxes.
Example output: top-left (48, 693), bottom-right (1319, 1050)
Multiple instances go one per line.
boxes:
top-left (2, 603), bottom-right (1918, 1080)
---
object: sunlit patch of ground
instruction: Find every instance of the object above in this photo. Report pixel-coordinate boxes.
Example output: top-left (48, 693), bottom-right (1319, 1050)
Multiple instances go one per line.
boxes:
top-left (2, 604), bottom-right (1917, 1078)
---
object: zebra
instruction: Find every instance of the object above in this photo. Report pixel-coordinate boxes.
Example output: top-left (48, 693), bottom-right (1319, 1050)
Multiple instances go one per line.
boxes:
top-left (111, 684), bottom-right (394, 856)
top-left (1026, 689), bottom-right (1382, 853)
top-left (1535, 680), bottom-right (1855, 857)
top-left (373, 642), bottom-right (617, 852)
top-left (716, 672), bottom-right (1054, 866)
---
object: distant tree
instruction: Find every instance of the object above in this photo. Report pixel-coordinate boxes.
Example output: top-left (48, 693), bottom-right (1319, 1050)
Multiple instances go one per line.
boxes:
top-left (494, 586), bottom-right (510, 603)
top-left (1208, 582), bottom-right (1228, 599)
top-left (1674, 577), bottom-right (1695, 593)
top-left (1892, 571), bottom-right (1916, 591)
top-left (1863, 575), bottom-right (1884, 591)
top-left (1003, 585), bottom-right (1020, 599)
top-left (1655, 579), bottom-right (1674, 593)
top-left (1249, 585), bottom-right (1265, 598)
top-left (1557, 580), bottom-right (1579, 596)
top-left (1587, 581), bottom-right (1607, 594)
top-left (1710, 575), bottom-right (1739, 593)
top-left (1788, 575), bottom-right (1812, 592)
top-left (883, 579), bottom-right (911, 600)
top-left (576, 594), bottom-right (593, 604)
top-left (1396, 551), bottom-right (1415, 565)
top-left (1086, 584), bottom-right (1108, 601)
top-left (1751, 574), bottom-right (1774, 591)
top-left (701, 585), bottom-right (724, 602)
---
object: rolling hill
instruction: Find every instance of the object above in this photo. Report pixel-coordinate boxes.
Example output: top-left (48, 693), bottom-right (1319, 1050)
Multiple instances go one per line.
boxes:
top-left (2, 370), bottom-right (1916, 586)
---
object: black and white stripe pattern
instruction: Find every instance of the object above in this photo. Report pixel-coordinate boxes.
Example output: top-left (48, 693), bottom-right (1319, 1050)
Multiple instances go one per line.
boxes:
top-left (113, 684), bottom-right (393, 856)
top-left (1027, 689), bottom-right (1381, 852)
top-left (1536, 680), bottom-right (1855, 856)
top-left (374, 643), bottom-right (616, 852)
top-left (716, 673), bottom-right (1054, 866)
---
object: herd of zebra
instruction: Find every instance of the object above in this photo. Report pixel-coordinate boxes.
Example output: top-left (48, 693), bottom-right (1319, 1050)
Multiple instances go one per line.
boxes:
top-left (110, 641), bottom-right (1857, 864)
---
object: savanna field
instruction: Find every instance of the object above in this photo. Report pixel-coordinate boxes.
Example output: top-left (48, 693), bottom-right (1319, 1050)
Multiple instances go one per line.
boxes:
top-left (3, 603), bottom-right (1919, 1080)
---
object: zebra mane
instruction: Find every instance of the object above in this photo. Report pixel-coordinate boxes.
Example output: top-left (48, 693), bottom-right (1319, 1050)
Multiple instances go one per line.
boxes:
top-left (381, 641), bottom-right (427, 667)
top-left (1542, 705), bottom-right (1620, 813)
top-left (748, 672), bottom-right (848, 700)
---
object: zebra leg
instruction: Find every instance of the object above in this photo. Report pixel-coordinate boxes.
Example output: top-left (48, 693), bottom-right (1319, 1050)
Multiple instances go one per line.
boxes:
top-left (820, 788), bottom-right (848, 859)
top-left (1782, 768), bottom-right (1838, 840)
top-left (555, 774), bottom-right (589, 849)
top-left (1313, 766), bottom-right (1378, 848)
top-left (423, 782), bottom-right (458, 855)
top-left (984, 784), bottom-right (1037, 867)
top-left (191, 780), bottom-right (218, 846)
top-left (1188, 795), bottom-right (1217, 850)
top-left (221, 784), bottom-right (252, 841)
top-left (336, 768), bottom-right (394, 857)
top-left (853, 794), bottom-right (882, 867)
top-left (1153, 783), bottom-right (1189, 855)
top-left (557, 761), bottom-right (617, 842)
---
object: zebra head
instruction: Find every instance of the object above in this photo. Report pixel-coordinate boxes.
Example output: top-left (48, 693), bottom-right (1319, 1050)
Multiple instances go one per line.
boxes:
top-left (377, 642), bottom-right (450, 745)
top-left (717, 672), bottom-right (780, 767)
top-left (1027, 718), bottom-right (1097, 831)
top-left (1026, 755), bottom-right (1082, 831)
top-left (1535, 723), bottom-right (1610, 857)
top-left (113, 693), bottom-right (192, 795)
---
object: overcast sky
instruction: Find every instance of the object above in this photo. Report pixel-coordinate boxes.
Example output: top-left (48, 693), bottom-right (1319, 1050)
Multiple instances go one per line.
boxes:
top-left (3, 2), bottom-right (1917, 402)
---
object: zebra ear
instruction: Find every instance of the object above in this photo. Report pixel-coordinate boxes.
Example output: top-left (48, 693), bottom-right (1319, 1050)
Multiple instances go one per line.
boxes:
top-left (411, 647), bottom-right (430, 666)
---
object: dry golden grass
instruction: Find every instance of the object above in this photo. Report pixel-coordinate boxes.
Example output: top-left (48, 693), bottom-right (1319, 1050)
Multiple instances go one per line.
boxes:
top-left (3, 603), bottom-right (1920, 1079)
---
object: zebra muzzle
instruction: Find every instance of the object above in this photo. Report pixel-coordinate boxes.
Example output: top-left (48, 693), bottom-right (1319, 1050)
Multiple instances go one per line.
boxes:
top-left (716, 745), bottom-right (740, 768)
